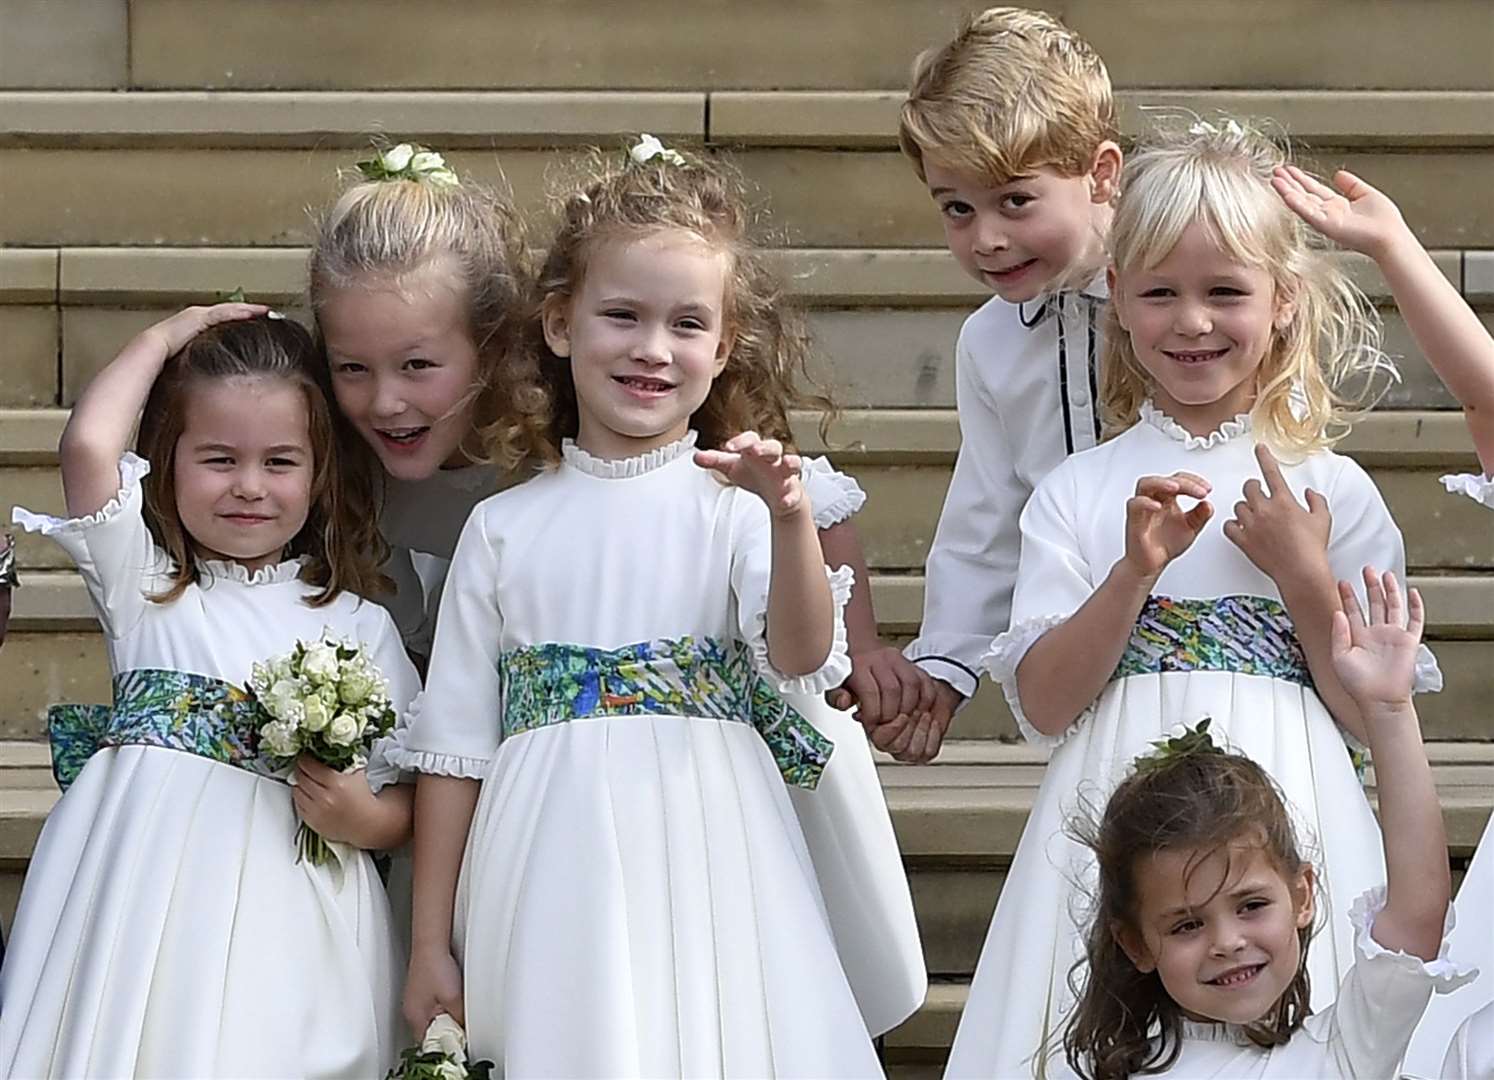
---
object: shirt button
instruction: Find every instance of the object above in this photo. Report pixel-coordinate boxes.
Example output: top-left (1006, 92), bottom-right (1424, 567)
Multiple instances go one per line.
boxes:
top-left (1070, 389), bottom-right (1090, 408)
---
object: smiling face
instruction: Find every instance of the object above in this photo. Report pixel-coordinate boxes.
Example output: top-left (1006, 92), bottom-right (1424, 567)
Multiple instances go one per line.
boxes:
top-left (1111, 218), bottom-right (1290, 437)
top-left (318, 262), bottom-right (481, 480)
top-left (1118, 840), bottom-right (1315, 1026)
top-left (543, 229), bottom-right (733, 460)
top-left (924, 150), bottom-right (1117, 303)
top-left (172, 375), bottom-right (314, 572)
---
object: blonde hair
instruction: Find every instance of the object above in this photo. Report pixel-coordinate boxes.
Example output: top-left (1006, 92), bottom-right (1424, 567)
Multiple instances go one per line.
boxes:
top-left (899, 6), bottom-right (1115, 183)
top-left (1101, 119), bottom-right (1389, 456)
top-left (307, 157), bottom-right (530, 437)
top-left (488, 143), bottom-right (832, 468)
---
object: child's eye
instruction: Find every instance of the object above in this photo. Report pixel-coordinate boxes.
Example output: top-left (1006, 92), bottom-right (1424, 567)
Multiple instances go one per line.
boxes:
top-left (1169, 918), bottom-right (1201, 936)
top-left (1139, 287), bottom-right (1175, 299)
top-left (676, 318), bottom-right (707, 332)
top-left (404, 358), bottom-right (436, 371)
top-left (938, 200), bottom-right (974, 221)
top-left (604, 309), bottom-right (637, 322)
top-left (267, 457), bottom-right (301, 468)
top-left (333, 361), bottom-right (367, 375)
top-left (1241, 898), bottom-right (1270, 914)
top-left (1001, 193), bottom-right (1035, 211)
top-left (1211, 286), bottom-right (1248, 298)
top-left (203, 456), bottom-right (234, 466)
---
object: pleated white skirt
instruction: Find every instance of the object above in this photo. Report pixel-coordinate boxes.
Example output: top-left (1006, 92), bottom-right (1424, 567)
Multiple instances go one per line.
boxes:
top-left (0, 745), bottom-right (403, 1079)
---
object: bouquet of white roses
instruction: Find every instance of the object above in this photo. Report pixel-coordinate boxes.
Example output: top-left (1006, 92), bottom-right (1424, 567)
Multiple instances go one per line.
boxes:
top-left (386, 1014), bottom-right (493, 1080)
top-left (249, 630), bottom-right (397, 866)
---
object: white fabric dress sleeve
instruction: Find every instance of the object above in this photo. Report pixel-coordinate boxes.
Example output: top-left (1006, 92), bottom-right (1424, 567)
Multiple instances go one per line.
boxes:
top-left (11, 452), bottom-right (161, 639)
top-left (1441, 1001), bottom-right (1494, 1080)
top-left (731, 492), bottom-right (855, 695)
top-left (905, 326), bottom-right (1032, 698)
top-left (1441, 472), bottom-right (1494, 509)
top-left (384, 507), bottom-right (504, 780)
top-left (1324, 458), bottom-right (1442, 692)
top-left (980, 461), bottom-right (1099, 748)
top-left (1325, 887), bottom-right (1478, 1078)
top-left (799, 456), bottom-right (866, 529)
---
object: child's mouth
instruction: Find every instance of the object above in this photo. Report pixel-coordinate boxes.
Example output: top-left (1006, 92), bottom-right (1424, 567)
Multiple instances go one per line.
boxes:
top-left (1165, 349), bottom-right (1229, 365)
top-left (614, 375), bottom-right (675, 398)
top-left (985, 259), bottom-right (1038, 283)
top-left (376, 426), bottom-right (430, 451)
top-left (1208, 963), bottom-right (1265, 988)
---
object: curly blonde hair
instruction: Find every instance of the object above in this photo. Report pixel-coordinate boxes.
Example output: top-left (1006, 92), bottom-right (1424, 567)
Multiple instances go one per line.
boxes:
top-left (487, 144), bottom-right (831, 468)
top-left (1101, 118), bottom-right (1391, 456)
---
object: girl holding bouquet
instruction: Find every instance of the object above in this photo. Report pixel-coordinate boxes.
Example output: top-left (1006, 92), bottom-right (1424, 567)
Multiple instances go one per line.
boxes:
top-left (2, 306), bottom-right (420, 1077)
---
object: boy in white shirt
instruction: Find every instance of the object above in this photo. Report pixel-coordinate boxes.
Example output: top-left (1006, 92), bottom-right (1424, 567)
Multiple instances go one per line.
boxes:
top-left (886, 7), bottom-right (1122, 761)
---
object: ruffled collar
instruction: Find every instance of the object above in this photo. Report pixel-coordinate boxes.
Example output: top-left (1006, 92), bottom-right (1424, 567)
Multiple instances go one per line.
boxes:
top-left (561, 431), bottom-right (699, 479)
top-left (196, 555), bottom-right (307, 586)
top-left (1139, 399), bottom-right (1253, 450)
top-left (1179, 1019), bottom-right (1254, 1046)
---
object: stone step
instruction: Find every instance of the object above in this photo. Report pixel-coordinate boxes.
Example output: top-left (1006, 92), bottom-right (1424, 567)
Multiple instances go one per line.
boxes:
top-left (7, 1), bottom-right (1492, 92)
top-left (2, 248), bottom-right (1491, 411)
top-left (4, 145), bottom-right (1493, 248)
top-left (4, 576), bottom-right (1492, 744)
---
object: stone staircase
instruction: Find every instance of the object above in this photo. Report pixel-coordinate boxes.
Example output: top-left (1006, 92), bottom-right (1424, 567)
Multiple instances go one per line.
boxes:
top-left (3, 0), bottom-right (1492, 1067)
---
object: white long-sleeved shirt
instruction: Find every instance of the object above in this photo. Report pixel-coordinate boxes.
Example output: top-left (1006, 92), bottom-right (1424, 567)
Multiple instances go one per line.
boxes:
top-left (905, 276), bottom-right (1108, 698)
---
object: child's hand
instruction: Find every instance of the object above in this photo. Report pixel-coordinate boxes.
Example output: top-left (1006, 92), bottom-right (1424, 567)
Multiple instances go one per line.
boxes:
top-left (1223, 444), bottom-right (1333, 592)
top-left (139, 302), bottom-right (270, 358)
top-left (829, 641), bottom-right (937, 728)
top-left (866, 680), bottom-right (959, 763)
top-left (695, 432), bottom-right (808, 520)
top-left (1272, 165), bottom-right (1412, 261)
top-left (1330, 566), bottom-right (1425, 717)
top-left (291, 756), bottom-right (385, 849)
top-left (404, 948), bottom-right (465, 1037)
top-left (1123, 472), bottom-right (1213, 580)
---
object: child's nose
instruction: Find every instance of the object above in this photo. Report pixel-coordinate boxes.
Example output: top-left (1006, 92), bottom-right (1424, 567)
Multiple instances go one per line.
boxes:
top-left (972, 216), bottom-right (1008, 254)
top-left (231, 466), bottom-right (267, 499)
top-left (632, 325), bottom-right (670, 365)
top-left (1175, 301), bottom-right (1213, 336)
top-left (371, 375), bottom-right (407, 418)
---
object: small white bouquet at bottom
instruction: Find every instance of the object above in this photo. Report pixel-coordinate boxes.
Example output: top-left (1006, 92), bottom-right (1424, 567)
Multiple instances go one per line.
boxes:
top-left (249, 630), bottom-right (397, 866)
top-left (386, 1014), bottom-right (493, 1080)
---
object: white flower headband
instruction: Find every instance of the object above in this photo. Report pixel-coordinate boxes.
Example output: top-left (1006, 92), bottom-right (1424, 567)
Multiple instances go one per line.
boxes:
top-left (356, 142), bottom-right (460, 187)
top-left (630, 133), bottom-right (687, 167)
top-left (1187, 117), bottom-right (1246, 139)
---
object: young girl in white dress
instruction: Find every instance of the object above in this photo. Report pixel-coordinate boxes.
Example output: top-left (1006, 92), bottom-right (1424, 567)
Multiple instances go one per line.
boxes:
top-left (313, 140), bottom-right (924, 1037)
top-left (1272, 164), bottom-right (1494, 1079)
top-left (946, 120), bottom-right (1442, 1078)
top-left (1057, 570), bottom-right (1475, 1078)
top-left (1, 307), bottom-right (420, 1077)
top-left (389, 142), bottom-right (885, 1076)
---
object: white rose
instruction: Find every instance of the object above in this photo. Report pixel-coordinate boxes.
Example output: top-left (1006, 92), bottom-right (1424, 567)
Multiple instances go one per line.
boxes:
top-left (382, 143), bottom-right (415, 172)
top-left (261, 720), bottom-right (299, 758)
top-left (422, 1013), bottom-right (467, 1060)
top-left (327, 713), bottom-right (361, 747)
top-left (301, 643), bottom-right (339, 684)
top-left (410, 150), bottom-right (446, 174)
top-left (266, 679), bottom-right (304, 721)
top-left (338, 668), bottom-right (378, 707)
top-left (301, 696), bottom-right (330, 733)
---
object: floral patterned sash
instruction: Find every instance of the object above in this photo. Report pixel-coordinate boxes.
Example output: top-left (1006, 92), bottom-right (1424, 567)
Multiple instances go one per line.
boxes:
top-left (48, 668), bottom-right (277, 792)
top-left (1113, 594), bottom-right (1312, 685)
top-left (499, 636), bottom-right (834, 789)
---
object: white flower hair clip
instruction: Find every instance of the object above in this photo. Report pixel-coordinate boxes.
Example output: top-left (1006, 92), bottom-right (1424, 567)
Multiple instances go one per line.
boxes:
top-left (1188, 117), bottom-right (1246, 139)
top-left (630, 133), bottom-right (687, 167)
top-left (357, 142), bottom-right (460, 187)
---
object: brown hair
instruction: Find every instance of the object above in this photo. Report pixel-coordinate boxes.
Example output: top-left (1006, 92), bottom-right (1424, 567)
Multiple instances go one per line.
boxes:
top-left (136, 316), bottom-right (389, 606)
top-left (1062, 748), bottom-right (1314, 1080)
top-left (1100, 117), bottom-right (1390, 457)
top-left (899, 6), bottom-right (1116, 184)
top-left (487, 143), bottom-right (831, 468)
top-left (307, 154), bottom-right (531, 456)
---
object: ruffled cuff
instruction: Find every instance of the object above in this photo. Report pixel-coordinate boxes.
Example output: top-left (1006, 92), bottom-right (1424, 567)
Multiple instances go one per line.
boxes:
top-left (747, 563), bottom-right (855, 695)
top-left (981, 612), bottom-right (1090, 748)
top-left (800, 456), bottom-right (867, 529)
top-left (1441, 473), bottom-right (1494, 510)
top-left (1350, 886), bottom-right (1480, 991)
top-left (380, 692), bottom-right (491, 780)
top-left (12, 452), bottom-right (151, 536)
top-left (1413, 644), bottom-right (1443, 694)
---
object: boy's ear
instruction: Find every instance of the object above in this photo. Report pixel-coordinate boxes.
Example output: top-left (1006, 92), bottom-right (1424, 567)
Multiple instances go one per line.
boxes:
top-left (1088, 140), bottom-right (1123, 205)
top-left (541, 294), bottom-right (572, 358)
top-left (1111, 919), bottom-right (1156, 973)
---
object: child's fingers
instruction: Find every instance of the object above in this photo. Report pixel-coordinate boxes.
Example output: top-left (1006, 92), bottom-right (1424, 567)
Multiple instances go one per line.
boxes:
top-left (1381, 569), bottom-right (1406, 628)
top-left (692, 449), bottom-right (738, 473)
top-left (825, 687), bottom-right (855, 712)
top-left (869, 714), bottom-right (910, 751)
top-left (1183, 499), bottom-right (1214, 533)
top-left (1127, 495), bottom-right (1163, 518)
top-left (1332, 168), bottom-right (1375, 200)
top-left (1289, 164), bottom-right (1341, 201)
top-left (1362, 564), bottom-right (1387, 625)
top-left (1168, 471), bottom-right (1212, 499)
top-left (1134, 475), bottom-right (1181, 500)
top-left (722, 430), bottom-right (760, 454)
top-left (1330, 609), bottom-right (1352, 659)
top-left (1338, 579), bottom-right (1367, 629)
top-left (1253, 443), bottom-right (1290, 497)
top-left (1406, 587), bottom-right (1426, 643)
top-left (1241, 477), bottom-right (1268, 509)
top-left (903, 715), bottom-right (932, 763)
top-left (1304, 488), bottom-right (1329, 518)
top-left (916, 671), bottom-right (938, 718)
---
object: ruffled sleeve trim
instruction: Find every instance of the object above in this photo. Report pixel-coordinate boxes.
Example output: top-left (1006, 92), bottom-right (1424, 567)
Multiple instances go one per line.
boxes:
top-left (1413, 644), bottom-right (1443, 694)
top-left (800, 456), bottom-right (867, 529)
top-left (746, 563), bottom-right (855, 695)
top-left (1441, 473), bottom-right (1494, 509)
top-left (379, 691), bottom-right (490, 780)
top-left (12, 452), bottom-right (151, 536)
top-left (981, 612), bottom-right (1090, 748)
top-left (1349, 886), bottom-right (1480, 990)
